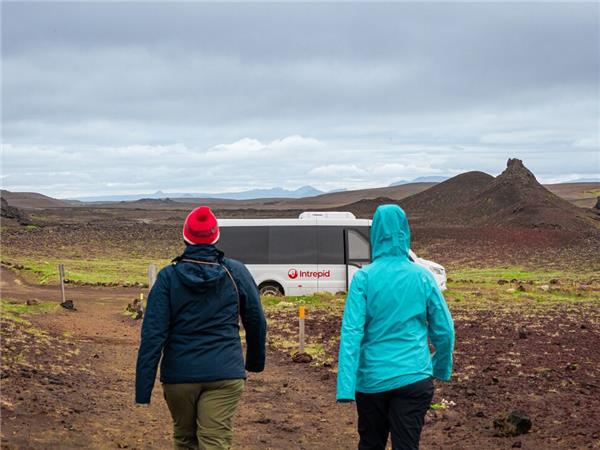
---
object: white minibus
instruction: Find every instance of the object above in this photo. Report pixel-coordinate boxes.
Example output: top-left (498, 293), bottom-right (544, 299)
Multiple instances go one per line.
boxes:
top-left (218, 212), bottom-right (446, 296)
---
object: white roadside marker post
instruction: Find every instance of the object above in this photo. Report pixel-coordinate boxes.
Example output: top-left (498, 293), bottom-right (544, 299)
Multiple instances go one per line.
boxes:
top-left (148, 264), bottom-right (157, 290)
top-left (58, 264), bottom-right (66, 304)
top-left (145, 264), bottom-right (157, 314)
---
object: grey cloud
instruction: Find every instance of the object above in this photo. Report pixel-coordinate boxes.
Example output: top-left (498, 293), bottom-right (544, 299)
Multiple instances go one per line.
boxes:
top-left (1, 2), bottom-right (599, 196)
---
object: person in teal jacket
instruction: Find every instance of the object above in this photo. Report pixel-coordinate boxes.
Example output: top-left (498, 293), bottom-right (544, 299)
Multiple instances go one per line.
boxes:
top-left (336, 204), bottom-right (455, 450)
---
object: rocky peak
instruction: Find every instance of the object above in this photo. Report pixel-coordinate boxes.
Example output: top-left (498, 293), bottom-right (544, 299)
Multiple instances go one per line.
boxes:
top-left (507, 158), bottom-right (524, 169)
top-left (496, 158), bottom-right (538, 184)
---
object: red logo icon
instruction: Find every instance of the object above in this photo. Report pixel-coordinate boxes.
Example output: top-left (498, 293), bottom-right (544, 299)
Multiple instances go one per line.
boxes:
top-left (288, 269), bottom-right (298, 279)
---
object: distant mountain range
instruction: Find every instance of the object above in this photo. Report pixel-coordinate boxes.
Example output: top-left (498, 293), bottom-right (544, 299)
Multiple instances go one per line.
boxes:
top-left (389, 176), bottom-right (450, 186)
top-left (566, 177), bottom-right (600, 183)
top-left (68, 178), bottom-right (458, 202)
top-left (67, 185), bottom-right (325, 202)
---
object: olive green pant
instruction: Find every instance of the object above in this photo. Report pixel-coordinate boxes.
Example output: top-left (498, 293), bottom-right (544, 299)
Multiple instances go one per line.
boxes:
top-left (163, 379), bottom-right (245, 450)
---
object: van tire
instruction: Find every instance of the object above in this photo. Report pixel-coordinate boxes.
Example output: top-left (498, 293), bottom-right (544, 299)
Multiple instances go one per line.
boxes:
top-left (259, 282), bottom-right (284, 297)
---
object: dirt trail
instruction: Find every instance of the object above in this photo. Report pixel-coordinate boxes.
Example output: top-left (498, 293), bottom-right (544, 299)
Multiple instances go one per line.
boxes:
top-left (1, 269), bottom-right (357, 449)
top-left (0, 267), bottom-right (138, 302)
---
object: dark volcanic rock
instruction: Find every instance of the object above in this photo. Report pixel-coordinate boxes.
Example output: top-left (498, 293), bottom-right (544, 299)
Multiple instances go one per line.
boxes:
top-left (60, 300), bottom-right (76, 311)
top-left (493, 410), bottom-right (532, 437)
top-left (518, 328), bottom-right (528, 339)
top-left (125, 298), bottom-right (144, 320)
top-left (292, 352), bottom-right (313, 364)
top-left (1, 197), bottom-right (29, 223)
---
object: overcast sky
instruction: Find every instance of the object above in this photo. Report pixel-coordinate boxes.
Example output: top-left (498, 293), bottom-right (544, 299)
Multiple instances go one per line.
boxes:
top-left (2, 2), bottom-right (599, 198)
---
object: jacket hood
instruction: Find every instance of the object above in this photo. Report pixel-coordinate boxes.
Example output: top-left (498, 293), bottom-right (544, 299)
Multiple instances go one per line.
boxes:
top-left (173, 245), bottom-right (227, 291)
top-left (371, 204), bottom-right (411, 260)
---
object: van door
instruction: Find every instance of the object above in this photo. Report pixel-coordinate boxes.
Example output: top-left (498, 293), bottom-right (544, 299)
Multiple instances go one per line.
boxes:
top-left (316, 226), bottom-right (346, 294)
top-left (343, 228), bottom-right (371, 292)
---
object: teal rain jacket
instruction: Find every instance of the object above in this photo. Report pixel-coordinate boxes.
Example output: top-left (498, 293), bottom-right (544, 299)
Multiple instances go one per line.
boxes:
top-left (336, 205), bottom-right (455, 401)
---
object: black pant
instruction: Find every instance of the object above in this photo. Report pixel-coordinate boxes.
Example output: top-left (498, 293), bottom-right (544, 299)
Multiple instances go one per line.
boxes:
top-left (355, 378), bottom-right (434, 450)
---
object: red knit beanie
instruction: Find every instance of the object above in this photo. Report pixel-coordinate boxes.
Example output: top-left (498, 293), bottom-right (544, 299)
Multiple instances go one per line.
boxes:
top-left (182, 206), bottom-right (220, 245)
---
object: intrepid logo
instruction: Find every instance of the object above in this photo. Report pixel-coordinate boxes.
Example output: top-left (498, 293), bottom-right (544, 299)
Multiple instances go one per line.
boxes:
top-left (288, 269), bottom-right (331, 279)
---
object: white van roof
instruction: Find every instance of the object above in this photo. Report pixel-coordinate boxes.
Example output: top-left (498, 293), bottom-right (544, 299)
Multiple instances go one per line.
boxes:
top-left (219, 215), bottom-right (371, 227)
top-left (299, 211), bottom-right (356, 219)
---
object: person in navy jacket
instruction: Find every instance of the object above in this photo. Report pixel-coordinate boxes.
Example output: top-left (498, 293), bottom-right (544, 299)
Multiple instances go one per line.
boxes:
top-left (135, 206), bottom-right (267, 450)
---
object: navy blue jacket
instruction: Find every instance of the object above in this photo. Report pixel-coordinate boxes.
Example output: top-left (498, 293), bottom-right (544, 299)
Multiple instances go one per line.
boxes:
top-left (135, 245), bottom-right (267, 404)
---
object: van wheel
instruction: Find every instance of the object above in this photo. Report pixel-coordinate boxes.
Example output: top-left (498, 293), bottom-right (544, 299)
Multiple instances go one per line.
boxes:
top-left (259, 282), bottom-right (284, 297)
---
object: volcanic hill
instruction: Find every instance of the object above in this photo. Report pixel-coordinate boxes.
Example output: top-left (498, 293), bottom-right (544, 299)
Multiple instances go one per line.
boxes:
top-left (0, 190), bottom-right (71, 209)
top-left (337, 171), bottom-right (493, 221)
top-left (399, 171), bottom-right (495, 225)
top-left (341, 159), bottom-right (599, 232)
top-left (464, 159), bottom-right (597, 231)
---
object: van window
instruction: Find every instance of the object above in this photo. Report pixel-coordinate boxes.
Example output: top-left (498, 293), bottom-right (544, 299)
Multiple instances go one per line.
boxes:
top-left (269, 226), bottom-right (318, 264)
top-left (218, 226), bottom-right (269, 264)
top-left (317, 226), bottom-right (345, 264)
top-left (347, 229), bottom-right (370, 261)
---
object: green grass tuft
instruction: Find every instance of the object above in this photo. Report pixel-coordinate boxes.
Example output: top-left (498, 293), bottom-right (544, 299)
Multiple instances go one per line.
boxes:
top-left (430, 403), bottom-right (447, 410)
top-left (1, 299), bottom-right (58, 314)
top-left (7, 258), bottom-right (170, 286)
top-left (0, 298), bottom-right (58, 325)
top-left (450, 267), bottom-right (596, 284)
top-left (262, 291), bottom-right (345, 308)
